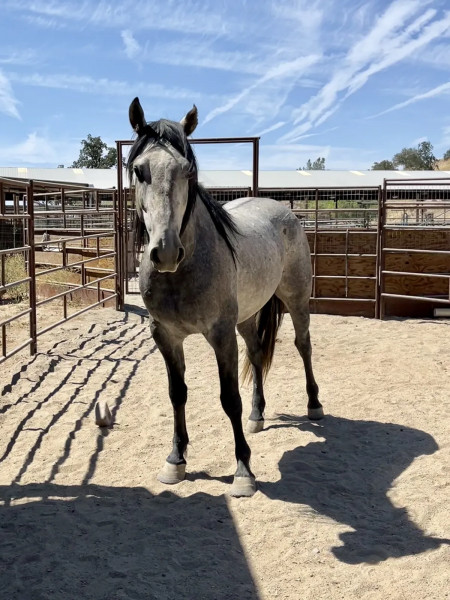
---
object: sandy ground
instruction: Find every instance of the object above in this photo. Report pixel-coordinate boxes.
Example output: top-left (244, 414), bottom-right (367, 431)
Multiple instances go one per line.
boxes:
top-left (0, 297), bottom-right (449, 600)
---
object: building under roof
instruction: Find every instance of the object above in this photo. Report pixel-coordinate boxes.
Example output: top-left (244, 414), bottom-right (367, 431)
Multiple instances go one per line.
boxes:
top-left (1, 167), bottom-right (450, 191)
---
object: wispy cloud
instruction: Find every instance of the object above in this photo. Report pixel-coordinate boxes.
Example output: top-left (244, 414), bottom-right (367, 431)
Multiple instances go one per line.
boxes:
top-left (370, 81), bottom-right (450, 118)
top-left (121, 29), bottom-right (141, 60)
top-left (279, 1), bottom-right (450, 143)
top-left (133, 39), bottom-right (264, 76)
top-left (0, 70), bottom-right (20, 119)
top-left (0, 49), bottom-right (37, 66)
top-left (7, 71), bottom-right (206, 101)
top-left (254, 122), bottom-right (286, 138)
top-left (0, 132), bottom-right (78, 165)
top-left (5, 0), bottom-right (230, 36)
top-left (203, 55), bottom-right (321, 125)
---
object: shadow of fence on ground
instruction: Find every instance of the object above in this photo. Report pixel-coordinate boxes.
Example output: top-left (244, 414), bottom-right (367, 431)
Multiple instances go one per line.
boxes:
top-left (0, 482), bottom-right (259, 600)
top-left (0, 309), bottom-right (259, 600)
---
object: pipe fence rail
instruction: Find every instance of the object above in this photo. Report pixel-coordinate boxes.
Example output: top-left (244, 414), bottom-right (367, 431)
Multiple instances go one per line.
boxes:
top-left (0, 177), bottom-right (122, 365)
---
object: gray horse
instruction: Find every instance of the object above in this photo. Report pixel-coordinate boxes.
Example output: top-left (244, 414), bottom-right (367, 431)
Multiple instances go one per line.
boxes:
top-left (125, 97), bottom-right (323, 496)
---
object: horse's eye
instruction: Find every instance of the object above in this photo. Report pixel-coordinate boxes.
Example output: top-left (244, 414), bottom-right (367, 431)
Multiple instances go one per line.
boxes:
top-left (134, 164), bottom-right (152, 184)
top-left (134, 166), bottom-right (144, 183)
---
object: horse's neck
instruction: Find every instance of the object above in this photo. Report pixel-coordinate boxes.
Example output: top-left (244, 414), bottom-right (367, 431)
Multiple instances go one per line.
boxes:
top-left (182, 192), bottom-right (220, 258)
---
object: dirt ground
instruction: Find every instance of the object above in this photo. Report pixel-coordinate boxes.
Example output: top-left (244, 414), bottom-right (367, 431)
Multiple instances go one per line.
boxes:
top-left (0, 297), bottom-right (449, 600)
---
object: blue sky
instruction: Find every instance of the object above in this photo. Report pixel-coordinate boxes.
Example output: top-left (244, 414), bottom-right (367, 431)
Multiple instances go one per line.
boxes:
top-left (1, 0), bottom-right (450, 171)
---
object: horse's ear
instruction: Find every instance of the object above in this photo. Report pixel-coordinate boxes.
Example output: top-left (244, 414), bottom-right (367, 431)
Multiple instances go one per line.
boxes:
top-left (129, 97), bottom-right (147, 136)
top-left (181, 105), bottom-right (198, 136)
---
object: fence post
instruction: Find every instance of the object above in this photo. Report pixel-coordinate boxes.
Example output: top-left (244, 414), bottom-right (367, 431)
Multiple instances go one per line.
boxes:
top-left (27, 180), bottom-right (37, 354)
top-left (377, 182), bottom-right (387, 319)
top-left (116, 142), bottom-right (125, 310)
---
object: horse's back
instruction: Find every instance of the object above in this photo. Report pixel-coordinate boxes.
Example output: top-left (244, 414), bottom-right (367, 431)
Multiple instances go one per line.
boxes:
top-left (226, 196), bottom-right (309, 258)
top-left (225, 197), bottom-right (311, 322)
top-left (225, 196), bottom-right (297, 225)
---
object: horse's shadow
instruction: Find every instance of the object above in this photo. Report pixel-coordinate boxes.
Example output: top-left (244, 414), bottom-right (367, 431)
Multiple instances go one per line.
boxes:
top-left (259, 414), bottom-right (449, 564)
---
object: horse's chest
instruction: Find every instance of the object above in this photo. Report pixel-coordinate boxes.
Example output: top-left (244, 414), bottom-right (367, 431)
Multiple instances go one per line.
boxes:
top-left (141, 277), bottom-right (223, 332)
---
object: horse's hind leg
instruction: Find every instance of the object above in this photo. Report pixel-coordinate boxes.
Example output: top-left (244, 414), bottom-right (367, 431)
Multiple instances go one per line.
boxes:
top-left (151, 322), bottom-right (189, 484)
top-left (237, 317), bottom-right (266, 433)
top-left (276, 294), bottom-right (323, 420)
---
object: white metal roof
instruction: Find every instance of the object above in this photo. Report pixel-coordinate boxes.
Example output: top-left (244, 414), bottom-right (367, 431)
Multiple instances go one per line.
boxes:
top-left (1, 167), bottom-right (449, 190)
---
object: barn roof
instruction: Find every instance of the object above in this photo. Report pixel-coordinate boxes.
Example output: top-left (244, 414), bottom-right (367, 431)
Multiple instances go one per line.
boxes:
top-left (1, 167), bottom-right (450, 190)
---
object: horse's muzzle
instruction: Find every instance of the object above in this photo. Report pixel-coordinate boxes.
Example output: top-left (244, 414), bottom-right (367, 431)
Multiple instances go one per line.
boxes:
top-left (149, 242), bottom-right (185, 273)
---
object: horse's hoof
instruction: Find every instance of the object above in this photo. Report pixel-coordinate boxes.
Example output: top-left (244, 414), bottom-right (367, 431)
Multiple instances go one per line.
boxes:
top-left (95, 401), bottom-right (112, 427)
top-left (308, 406), bottom-right (324, 420)
top-left (157, 461), bottom-right (186, 485)
top-left (247, 419), bottom-right (264, 434)
top-left (229, 476), bottom-right (257, 498)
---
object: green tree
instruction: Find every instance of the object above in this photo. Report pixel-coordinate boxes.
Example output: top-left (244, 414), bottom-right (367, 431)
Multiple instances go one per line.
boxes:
top-left (392, 141), bottom-right (436, 170)
top-left (301, 157), bottom-right (325, 170)
top-left (371, 159), bottom-right (396, 170)
top-left (443, 149), bottom-right (450, 160)
top-left (71, 134), bottom-right (117, 168)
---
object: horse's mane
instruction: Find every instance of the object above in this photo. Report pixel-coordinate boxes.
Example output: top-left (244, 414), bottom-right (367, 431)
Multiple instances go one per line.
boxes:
top-left (128, 119), bottom-right (239, 263)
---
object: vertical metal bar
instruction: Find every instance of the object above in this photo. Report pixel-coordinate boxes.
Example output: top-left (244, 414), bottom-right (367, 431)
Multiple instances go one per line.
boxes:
top-left (312, 188), bottom-right (319, 300)
top-left (375, 185), bottom-right (383, 319)
top-left (345, 229), bottom-right (349, 298)
top-left (62, 241), bottom-right (67, 320)
top-left (379, 182), bottom-right (388, 319)
top-left (113, 190), bottom-right (120, 311)
top-left (1, 253), bottom-right (4, 288)
top-left (252, 138), bottom-right (259, 197)
top-left (116, 142), bottom-right (125, 310)
top-left (27, 181), bottom-right (37, 355)
top-left (62, 188), bottom-right (66, 229)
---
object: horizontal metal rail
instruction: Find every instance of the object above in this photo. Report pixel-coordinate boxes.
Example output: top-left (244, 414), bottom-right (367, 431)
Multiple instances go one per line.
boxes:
top-left (0, 337), bottom-right (34, 364)
top-left (382, 270), bottom-right (450, 279)
top-left (380, 293), bottom-right (450, 304)
top-left (0, 214), bottom-right (30, 220)
top-left (0, 307), bottom-right (32, 327)
top-left (382, 248), bottom-right (450, 255)
top-left (315, 275), bottom-right (376, 280)
top-left (36, 294), bottom-right (118, 338)
top-left (0, 245), bottom-right (30, 256)
top-left (0, 276), bottom-right (32, 293)
top-left (35, 273), bottom-right (116, 308)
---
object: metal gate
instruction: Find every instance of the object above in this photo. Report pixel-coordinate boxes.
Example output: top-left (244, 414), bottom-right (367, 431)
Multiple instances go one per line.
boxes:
top-left (379, 177), bottom-right (450, 318)
top-left (116, 136), bottom-right (450, 320)
top-left (0, 177), bottom-right (120, 364)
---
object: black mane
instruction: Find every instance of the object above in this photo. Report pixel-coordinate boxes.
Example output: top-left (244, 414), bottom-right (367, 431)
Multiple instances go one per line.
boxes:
top-left (128, 119), bottom-right (239, 263)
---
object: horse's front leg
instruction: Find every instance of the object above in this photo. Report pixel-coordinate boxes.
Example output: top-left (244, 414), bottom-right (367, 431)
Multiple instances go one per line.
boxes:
top-left (206, 324), bottom-right (256, 497)
top-left (151, 322), bottom-right (189, 485)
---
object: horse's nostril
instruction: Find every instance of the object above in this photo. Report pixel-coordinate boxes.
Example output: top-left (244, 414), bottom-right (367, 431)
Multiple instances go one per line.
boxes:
top-left (177, 247), bottom-right (185, 264)
top-left (150, 248), bottom-right (160, 265)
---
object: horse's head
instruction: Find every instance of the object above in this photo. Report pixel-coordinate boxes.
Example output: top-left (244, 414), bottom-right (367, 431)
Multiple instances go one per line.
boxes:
top-left (128, 97), bottom-right (198, 273)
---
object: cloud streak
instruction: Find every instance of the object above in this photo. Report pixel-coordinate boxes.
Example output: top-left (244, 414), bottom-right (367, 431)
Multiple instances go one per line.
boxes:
top-left (7, 71), bottom-right (206, 102)
top-left (369, 81), bottom-right (450, 117)
top-left (0, 70), bottom-right (20, 119)
top-left (279, 1), bottom-right (450, 143)
top-left (203, 55), bottom-right (321, 125)
top-left (4, 0), bottom-right (230, 36)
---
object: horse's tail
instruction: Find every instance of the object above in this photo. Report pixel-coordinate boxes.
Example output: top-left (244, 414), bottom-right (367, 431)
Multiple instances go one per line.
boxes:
top-left (241, 295), bottom-right (285, 385)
